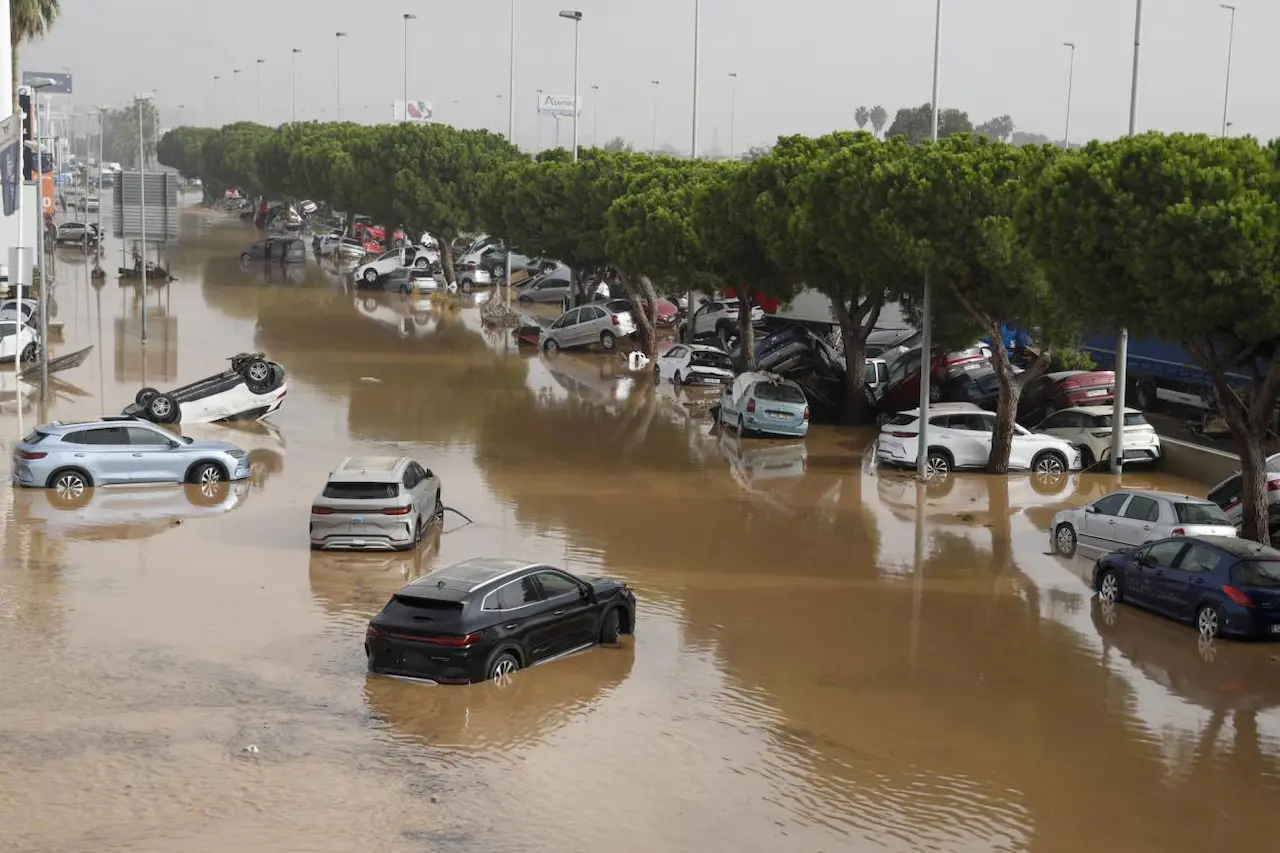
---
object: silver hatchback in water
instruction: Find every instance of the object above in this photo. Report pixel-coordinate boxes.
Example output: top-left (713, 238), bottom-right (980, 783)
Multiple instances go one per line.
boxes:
top-left (309, 456), bottom-right (442, 551)
top-left (540, 300), bottom-right (637, 353)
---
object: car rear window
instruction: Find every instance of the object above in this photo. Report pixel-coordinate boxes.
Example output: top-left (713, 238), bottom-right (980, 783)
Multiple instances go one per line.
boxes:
top-left (604, 300), bottom-right (632, 315)
top-left (691, 351), bottom-right (731, 370)
top-left (753, 382), bottom-right (806, 404)
top-left (322, 482), bottom-right (400, 500)
top-left (1231, 560), bottom-right (1280, 588)
top-left (21, 429), bottom-right (46, 444)
top-left (391, 595), bottom-right (464, 612)
top-left (886, 413), bottom-right (919, 427)
top-left (1091, 412), bottom-right (1149, 428)
top-left (1174, 502), bottom-right (1230, 525)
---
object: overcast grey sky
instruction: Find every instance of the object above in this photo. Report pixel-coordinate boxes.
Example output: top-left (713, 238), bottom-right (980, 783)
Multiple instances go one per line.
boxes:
top-left (20, 0), bottom-right (1279, 152)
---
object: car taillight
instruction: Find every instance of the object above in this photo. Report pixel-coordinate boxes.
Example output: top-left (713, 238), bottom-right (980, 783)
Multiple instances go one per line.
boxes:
top-left (611, 314), bottom-right (620, 326)
top-left (1090, 430), bottom-right (1111, 438)
top-left (1171, 528), bottom-right (1186, 536)
top-left (890, 431), bottom-right (917, 438)
top-left (18, 449), bottom-right (46, 460)
top-left (1268, 479), bottom-right (1280, 492)
top-left (803, 406), bottom-right (810, 421)
top-left (747, 398), bottom-right (756, 413)
top-left (365, 625), bottom-right (381, 639)
top-left (423, 632), bottom-right (482, 647)
top-left (311, 506), bottom-right (334, 515)
top-left (382, 506), bottom-right (411, 515)
top-left (1222, 585), bottom-right (1255, 607)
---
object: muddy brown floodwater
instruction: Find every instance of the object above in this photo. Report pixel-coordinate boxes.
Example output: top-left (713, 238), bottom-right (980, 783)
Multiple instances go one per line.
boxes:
top-left (2, 206), bottom-right (1279, 853)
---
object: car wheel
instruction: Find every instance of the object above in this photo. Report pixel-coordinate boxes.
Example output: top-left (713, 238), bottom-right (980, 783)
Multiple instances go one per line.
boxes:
top-left (135, 386), bottom-right (160, 406)
top-left (434, 490), bottom-right (443, 519)
top-left (147, 393), bottom-right (179, 423)
top-left (924, 449), bottom-right (952, 480)
top-left (600, 330), bottom-right (617, 351)
top-left (363, 268), bottom-right (378, 284)
top-left (543, 338), bottom-right (559, 355)
top-left (1032, 451), bottom-right (1067, 477)
top-left (673, 370), bottom-right (683, 385)
top-left (240, 252), bottom-right (251, 263)
top-left (518, 294), bottom-right (532, 303)
top-left (1197, 604), bottom-right (1222, 638)
top-left (1097, 569), bottom-right (1123, 604)
top-left (242, 358), bottom-right (273, 388)
top-left (1054, 523), bottom-right (1078, 557)
top-left (19, 342), bottom-right (37, 363)
top-left (460, 278), bottom-right (474, 294)
top-left (189, 461), bottom-right (224, 488)
top-left (487, 651), bottom-right (520, 685)
top-left (600, 608), bottom-right (621, 645)
top-left (47, 468), bottom-right (93, 509)
top-left (738, 414), bottom-right (756, 438)
top-left (1079, 446), bottom-right (1097, 470)
top-left (414, 257), bottom-right (429, 268)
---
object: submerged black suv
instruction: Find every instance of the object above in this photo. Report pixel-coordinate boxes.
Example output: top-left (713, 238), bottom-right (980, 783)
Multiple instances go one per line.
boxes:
top-left (365, 558), bottom-right (636, 684)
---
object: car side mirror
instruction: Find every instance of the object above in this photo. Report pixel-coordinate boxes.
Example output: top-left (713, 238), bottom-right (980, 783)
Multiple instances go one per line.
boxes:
top-left (580, 583), bottom-right (596, 603)
top-left (1084, 505), bottom-right (1097, 514)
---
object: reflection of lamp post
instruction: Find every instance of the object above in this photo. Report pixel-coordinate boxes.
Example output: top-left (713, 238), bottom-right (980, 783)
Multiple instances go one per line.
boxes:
top-left (135, 92), bottom-right (156, 345)
top-left (26, 75), bottom-right (56, 402)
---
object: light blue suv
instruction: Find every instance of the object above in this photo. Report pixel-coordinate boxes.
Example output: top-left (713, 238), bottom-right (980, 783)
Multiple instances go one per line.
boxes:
top-left (11, 417), bottom-right (250, 506)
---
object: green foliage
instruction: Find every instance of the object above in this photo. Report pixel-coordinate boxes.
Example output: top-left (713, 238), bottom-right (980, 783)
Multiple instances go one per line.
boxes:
top-left (201, 122), bottom-right (274, 197)
top-left (101, 100), bottom-right (159, 167)
top-left (157, 126), bottom-right (214, 179)
top-left (10, 0), bottom-right (60, 109)
top-left (605, 159), bottom-right (719, 288)
top-left (886, 104), bottom-right (973, 146)
top-left (975, 115), bottom-right (1015, 142)
top-left (854, 106), bottom-right (870, 131)
top-left (868, 105), bottom-right (889, 137)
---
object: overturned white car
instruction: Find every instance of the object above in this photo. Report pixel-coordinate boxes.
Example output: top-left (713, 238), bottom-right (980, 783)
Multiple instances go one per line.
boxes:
top-left (123, 352), bottom-right (288, 425)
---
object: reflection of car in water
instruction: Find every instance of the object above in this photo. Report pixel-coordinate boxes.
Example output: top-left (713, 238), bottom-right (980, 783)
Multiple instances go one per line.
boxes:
top-left (718, 429), bottom-right (807, 492)
top-left (172, 420), bottom-right (286, 488)
top-left (1092, 597), bottom-right (1280, 713)
top-left (541, 352), bottom-right (637, 410)
top-left (364, 627), bottom-right (634, 748)
top-left (122, 352), bottom-right (288, 424)
top-left (365, 557), bottom-right (636, 684)
top-left (353, 292), bottom-right (440, 339)
top-left (238, 259), bottom-right (308, 286)
top-left (10, 479), bottom-right (250, 541)
top-left (308, 525), bottom-right (443, 617)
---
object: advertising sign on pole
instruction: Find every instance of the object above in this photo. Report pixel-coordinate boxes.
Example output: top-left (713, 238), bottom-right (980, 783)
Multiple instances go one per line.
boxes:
top-left (0, 114), bottom-right (21, 216)
top-left (536, 93), bottom-right (581, 117)
top-left (393, 100), bottom-right (434, 123)
top-left (21, 71), bottom-right (72, 94)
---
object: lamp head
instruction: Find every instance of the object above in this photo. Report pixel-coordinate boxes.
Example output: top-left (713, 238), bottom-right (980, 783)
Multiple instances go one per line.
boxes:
top-left (558, 10), bottom-right (583, 20)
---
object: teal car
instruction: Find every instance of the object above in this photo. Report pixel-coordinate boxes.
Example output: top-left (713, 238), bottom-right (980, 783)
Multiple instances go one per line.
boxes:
top-left (719, 371), bottom-right (810, 438)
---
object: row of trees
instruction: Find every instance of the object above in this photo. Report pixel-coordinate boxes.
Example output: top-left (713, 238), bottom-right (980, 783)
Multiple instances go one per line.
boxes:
top-left (158, 120), bottom-right (1280, 543)
top-left (856, 104), bottom-right (1030, 146)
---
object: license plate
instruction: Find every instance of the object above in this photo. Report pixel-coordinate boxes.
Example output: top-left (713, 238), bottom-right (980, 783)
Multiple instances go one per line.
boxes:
top-left (351, 516), bottom-right (365, 525)
top-left (768, 411), bottom-right (789, 419)
top-left (1087, 389), bottom-right (1108, 397)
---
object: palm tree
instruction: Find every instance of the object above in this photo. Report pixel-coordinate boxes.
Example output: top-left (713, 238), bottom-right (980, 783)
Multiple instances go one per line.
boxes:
top-left (11, 0), bottom-right (61, 113)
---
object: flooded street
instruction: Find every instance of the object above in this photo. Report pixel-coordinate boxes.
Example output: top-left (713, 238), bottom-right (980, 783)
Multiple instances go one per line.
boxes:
top-left (2, 206), bottom-right (1279, 853)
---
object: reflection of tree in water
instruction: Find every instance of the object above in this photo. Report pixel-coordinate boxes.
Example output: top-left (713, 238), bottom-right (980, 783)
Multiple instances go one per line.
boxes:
top-left (200, 256), bottom-right (347, 321)
top-left (0, 494), bottom-right (69, 650)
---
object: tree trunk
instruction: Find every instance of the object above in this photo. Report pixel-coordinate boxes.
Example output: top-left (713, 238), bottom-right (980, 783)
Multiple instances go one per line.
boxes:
top-left (685, 288), bottom-right (696, 344)
top-left (434, 232), bottom-right (456, 287)
top-left (737, 291), bottom-right (756, 371)
top-left (1214, 377), bottom-right (1270, 543)
top-left (985, 340), bottom-right (1051, 473)
top-left (617, 269), bottom-right (657, 356)
top-left (833, 296), bottom-right (883, 425)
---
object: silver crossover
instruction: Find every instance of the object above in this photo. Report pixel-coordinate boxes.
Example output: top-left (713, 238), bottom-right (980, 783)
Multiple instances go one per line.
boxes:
top-left (10, 417), bottom-right (250, 507)
top-left (310, 456), bottom-right (442, 551)
top-left (540, 299), bottom-right (638, 353)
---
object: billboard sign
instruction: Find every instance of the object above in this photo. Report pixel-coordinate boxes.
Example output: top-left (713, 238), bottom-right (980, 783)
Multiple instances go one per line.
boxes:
top-left (536, 94), bottom-right (581, 117)
top-left (393, 100), bottom-right (434, 123)
top-left (21, 71), bottom-right (73, 94)
top-left (0, 114), bottom-right (20, 216)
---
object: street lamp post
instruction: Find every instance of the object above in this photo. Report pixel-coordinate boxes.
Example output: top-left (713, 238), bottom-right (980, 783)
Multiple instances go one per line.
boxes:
top-left (256, 59), bottom-right (265, 115)
top-left (590, 84), bottom-right (600, 147)
top-left (95, 106), bottom-right (107, 272)
top-left (727, 72), bottom-right (738, 159)
top-left (232, 69), bottom-right (241, 122)
top-left (403, 14), bottom-right (416, 121)
top-left (535, 88), bottom-right (544, 152)
top-left (335, 32), bottom-right (348, 120)
top-left (291, 49), bottom-right (301, 122)
top-left (1220, 4), bottom-right (1236, 138)
top-left (691, 0), bottom-right (700, 160)
top-left (213, 75), bottom-right (220, 127)
top-left (916, 0), bottom-right (942, 479)
top-left (136, 92), bottom-right (155, 345)
top-left (558, 10), bottom-right (583, 162)
top-left (26, 76), bottom-right (56, 401)
top-left (1062, 42), bottom-right (1076, 149)
top-left (650, 80), bottom-right (660, 154)
top-left (505, 0), bottom-right (516, 304)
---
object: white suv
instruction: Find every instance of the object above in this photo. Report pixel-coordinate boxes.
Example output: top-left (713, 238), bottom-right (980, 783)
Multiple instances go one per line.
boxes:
top-left (687, 299), bottom-right (765, 340)
top-left (877, 403), bottom-right (1083, 477)
top-left (356, 245), bottom-right (440, 285)
top-left (1032, 405), bottom-right (1162, 468)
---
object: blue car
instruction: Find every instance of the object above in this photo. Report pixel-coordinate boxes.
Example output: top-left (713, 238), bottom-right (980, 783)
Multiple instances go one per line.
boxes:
top-left (719, 371), bottom-right (810, 438)
top-left (1092, 535), bottom-right (1280, 639)
top-left (11, 417), bottom-right (250, 509)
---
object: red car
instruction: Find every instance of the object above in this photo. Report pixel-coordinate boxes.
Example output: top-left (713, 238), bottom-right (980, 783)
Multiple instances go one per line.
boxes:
top-left (874, 345), bottom-right (991, 413)
top-left (1018, 370), bottom-right (1116, 424)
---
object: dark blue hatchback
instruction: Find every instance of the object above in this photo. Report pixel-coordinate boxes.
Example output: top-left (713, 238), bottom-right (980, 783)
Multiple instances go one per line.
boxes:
top-left (1092, 535), bottom-right (1280, 639)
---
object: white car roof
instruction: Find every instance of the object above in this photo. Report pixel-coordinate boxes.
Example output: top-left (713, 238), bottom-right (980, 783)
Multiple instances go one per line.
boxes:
top-left (729, 370), bottom-right (792, 402)
top-left (685, 344), bottom-right (728, 354)
top-left (1060, 405), bottom-right (1141, 416)
top-left (898, 402), bottom-right (983, 417)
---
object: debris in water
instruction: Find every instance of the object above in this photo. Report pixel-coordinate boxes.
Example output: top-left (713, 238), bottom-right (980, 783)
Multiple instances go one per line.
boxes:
top-left (243, 744), bottom-right (259, 755)
top-left (360, 377), bottom-right (382, 384)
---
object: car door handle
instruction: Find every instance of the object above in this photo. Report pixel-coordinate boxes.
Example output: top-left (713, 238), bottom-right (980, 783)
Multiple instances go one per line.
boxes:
top-left (553, 610), bottom-right (564, 616)
top-left (1194, 579), bottom-right (1206, 586)
top-left (73, 453), bottom-right (85, 457)
top-left (1155, 570), bottom-right (1164, 576)
top-left (131, 453), bottom-right (143, 457)
top-left (504, 624), bottom-right (517, 630)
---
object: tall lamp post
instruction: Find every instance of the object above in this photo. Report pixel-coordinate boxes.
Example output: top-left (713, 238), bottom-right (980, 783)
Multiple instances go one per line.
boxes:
top-left (335, 32), bottom-right (348, 120)
top-left (25, 76), bottom-right (55, 401)
top-left (650, 80), bottom-right (660, 154)
top-left (403, 14), bottom-right (416, 121)
top-left (135, 92), bottom-right (155, 345)
top-left (1219, 4), bottom-right (1236, 137)
top-left (690, 0), bottom-right (700, 160)
top-left (504, 0), bottom-right (516, 303)
top-left (916, 0), bottom-right (943, 479)
top-left (558, 10), bottom-right (583, 162)
top-left (95, 106), bottom-right (107, 274)
top-left (291, 49), bottom-right (301, 122)
top-left (1061, 42), bottom-right (1076, 149)
top-left (213, 75), bottom-right (220, 127)
top-left (590, 84), bottom-right (600, 147)
top-left (256, 58), bottom-right (265, 115)
top-left (535, 88), bottom-right (543, 151)
top-left (727, 72), bottom-right (738, 159)
top-left (1110, 0), bottom-right (1144, 473)
top-left (232, 69), bottom-right (241, 122)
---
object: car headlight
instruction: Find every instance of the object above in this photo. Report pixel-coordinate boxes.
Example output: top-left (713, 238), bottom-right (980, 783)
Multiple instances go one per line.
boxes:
top-left (226, 450), bottom-right (246, 459)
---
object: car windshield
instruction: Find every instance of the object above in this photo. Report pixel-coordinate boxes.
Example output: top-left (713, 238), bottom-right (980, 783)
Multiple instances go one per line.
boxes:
top-left (753, 382), bottom-right (806, 404)
top-left (322, 482), bottom-right (399, 500)
top-left (1232, 560), bottom-right (1280, 588)
top-left (1092, 412), bottom-right (1149, 428)
top-left (1174, 502), bottom-right (1230, 525)
top-left (690, 351), bottom-right (731, 370)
